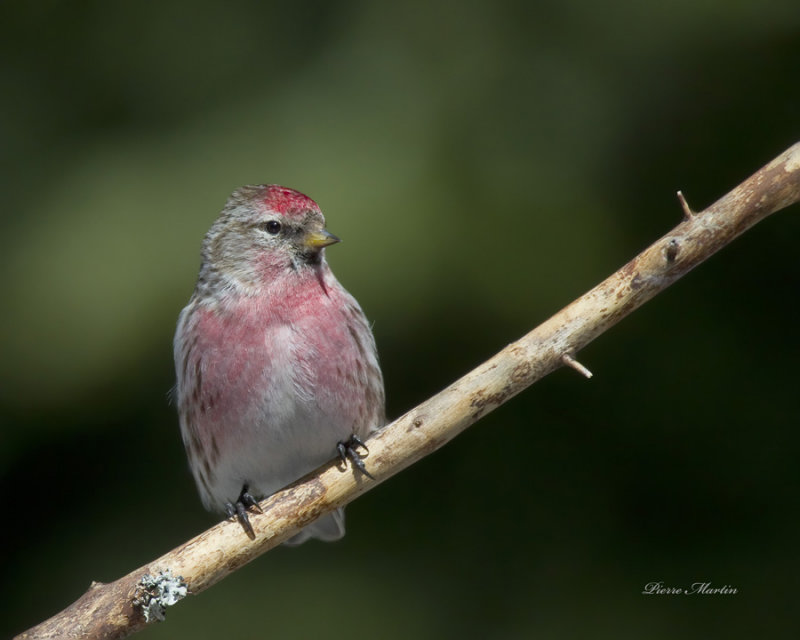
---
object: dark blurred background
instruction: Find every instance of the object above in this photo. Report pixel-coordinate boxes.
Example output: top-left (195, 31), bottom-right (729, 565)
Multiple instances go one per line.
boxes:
top-left (3, 1), bottom-right (800, 638)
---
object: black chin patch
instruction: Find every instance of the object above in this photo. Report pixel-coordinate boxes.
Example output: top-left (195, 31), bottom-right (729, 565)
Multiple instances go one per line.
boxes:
top-left (299, 249), bottom-right (323, 266)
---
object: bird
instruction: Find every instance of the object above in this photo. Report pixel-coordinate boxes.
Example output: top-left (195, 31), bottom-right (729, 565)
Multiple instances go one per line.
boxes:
top-left (173, 184), bottom-right (385, 543)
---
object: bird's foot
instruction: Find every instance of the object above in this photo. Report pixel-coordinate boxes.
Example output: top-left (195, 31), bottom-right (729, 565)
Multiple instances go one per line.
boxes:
top-left (224, 485), bottom-right (263, 539)
top-left (337, 434), bottom-right (375, 480)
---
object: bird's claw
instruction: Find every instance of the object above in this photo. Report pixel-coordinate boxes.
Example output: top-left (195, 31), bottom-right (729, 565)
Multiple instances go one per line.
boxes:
top-left (337, 434), bottom-right (374, 480)
top-left (225, 485), bottom-right (262, 539)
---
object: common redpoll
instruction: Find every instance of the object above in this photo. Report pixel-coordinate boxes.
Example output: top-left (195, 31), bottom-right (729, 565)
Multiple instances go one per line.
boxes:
top-left (174, 185), bottom-right (385, 542)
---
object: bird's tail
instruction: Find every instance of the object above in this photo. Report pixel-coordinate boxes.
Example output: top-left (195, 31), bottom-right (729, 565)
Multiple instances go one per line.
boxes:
top-left (284, 507), bottom-right (346, 546)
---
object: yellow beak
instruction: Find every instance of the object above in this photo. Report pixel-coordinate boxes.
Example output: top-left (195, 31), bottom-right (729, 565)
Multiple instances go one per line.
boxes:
top-left (304, 229), bottom-right (341, 249)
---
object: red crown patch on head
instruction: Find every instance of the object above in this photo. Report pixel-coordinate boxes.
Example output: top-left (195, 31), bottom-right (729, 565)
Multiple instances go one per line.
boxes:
top-left (263, 185), bottom-right (320, 219)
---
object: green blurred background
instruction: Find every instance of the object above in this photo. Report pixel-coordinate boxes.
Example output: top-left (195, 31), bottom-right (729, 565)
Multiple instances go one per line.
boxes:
top-left (3, 1), bottom-right (800, 638)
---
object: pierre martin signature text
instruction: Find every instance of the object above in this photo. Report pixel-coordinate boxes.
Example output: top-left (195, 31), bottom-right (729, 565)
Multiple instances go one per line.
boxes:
top-left (642, 581), bottom-right (738, 595)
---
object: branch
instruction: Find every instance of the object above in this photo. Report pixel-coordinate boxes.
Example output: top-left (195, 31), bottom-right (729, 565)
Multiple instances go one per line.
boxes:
top-left (16, 142), bottom-right (800, 640)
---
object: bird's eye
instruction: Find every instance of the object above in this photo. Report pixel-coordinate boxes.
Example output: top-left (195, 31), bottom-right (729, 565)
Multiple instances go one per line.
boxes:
top-left (261, 220), bottom-right (282, 235)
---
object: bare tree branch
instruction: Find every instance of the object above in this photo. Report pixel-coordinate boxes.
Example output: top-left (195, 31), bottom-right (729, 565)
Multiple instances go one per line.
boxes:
top-left (16, 142), bottom-right (800, 640)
